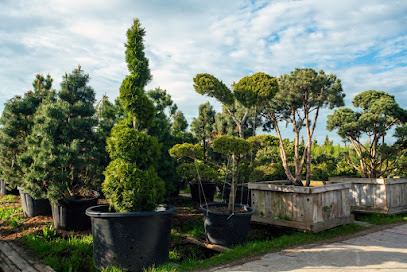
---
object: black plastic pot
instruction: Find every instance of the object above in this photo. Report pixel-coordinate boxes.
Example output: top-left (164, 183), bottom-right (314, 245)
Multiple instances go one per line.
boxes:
top-left (219, 185), bottom-right (251, 205)
top-left (1, 180), bottom-right (18, 196)
top-left (189, 182), bottom-right (217, 203)
top-left (0, 179), bottom-right (6, 196)
top-left (200, 203), bottom-right (254, 247)
top-left (52, 193), bottom-right (99, 231)
top-left (86, 204), bottom-right (176, 272)
top-left (18, 187), bottom-right (52, 217)
top-left (169, 180), bottom-right (184, 197)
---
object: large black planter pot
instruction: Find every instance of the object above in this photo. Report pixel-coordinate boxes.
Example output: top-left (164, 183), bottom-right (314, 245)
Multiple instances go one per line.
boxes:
top-left (52, 193), bottom-right (99, 231)
top-left (1, 180), bottom-right (19, 196)
top-left (189, 182), bottom-right (217, 203)
top-left (18, 187), bottom-right (52, 217)
top-left (200, 203), bottom-right (254, 247)
top-left (219, 185), bottom-right (251, 205)
top-left (86, 204), bottom-right (176, 272)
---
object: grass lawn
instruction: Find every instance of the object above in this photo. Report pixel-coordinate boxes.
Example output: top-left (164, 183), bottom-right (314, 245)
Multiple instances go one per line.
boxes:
top-left (1, 194), bottom-right (406, 272)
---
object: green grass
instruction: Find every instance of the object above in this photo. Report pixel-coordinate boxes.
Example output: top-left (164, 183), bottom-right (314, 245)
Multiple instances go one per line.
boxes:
top-left (0, 194), bottom-right (18, 204)
top-left (20, 233), bottom-right (96, 272)
top-left (356, 212), bottom-right (407, 225)
top-left (152, 223), bottom-right (368, 271)
top-left (0, 206), bottom-right (23, 221)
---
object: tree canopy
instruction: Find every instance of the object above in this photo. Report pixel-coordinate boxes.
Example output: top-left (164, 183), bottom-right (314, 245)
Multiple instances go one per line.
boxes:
top-left (262, 68), bottom-right (344, 186)
top-left (193, 72), bottom-right (278, 139)
top-left (327, 90), bottom-right (407, 178)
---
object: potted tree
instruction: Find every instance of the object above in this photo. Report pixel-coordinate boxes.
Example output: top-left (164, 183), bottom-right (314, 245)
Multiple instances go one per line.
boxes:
top-left (177, 162), bottom-right (219, 202)
top-left (170, 135), bottom-right (254, 247)
top-left (327, 90), bottom-right (407, 214)
top-left (248, 68), bottom-right (353, 232)
top-left (86, 19), bottom-right (176, 272)
top-left (0, 74), bottom-right (54, 216)
top-left (22, 67), bottom-right (102, 229)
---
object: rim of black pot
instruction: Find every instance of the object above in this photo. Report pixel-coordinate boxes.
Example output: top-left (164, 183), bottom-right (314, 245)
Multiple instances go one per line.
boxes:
top-left (200, 203), bottom-right (254, 215)
top-left (188, 181), bottom-right (217, 185)
top-left (86, 204), bottom-right (177, 218)
top-left (57, 190), bottom-right (100, 205)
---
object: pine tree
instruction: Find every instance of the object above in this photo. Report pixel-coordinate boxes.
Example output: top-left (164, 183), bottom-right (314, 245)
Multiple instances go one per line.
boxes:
top-left (23, 66), bottom-right (102, 202)
top-left (0, 74), bottom-right (54, 190)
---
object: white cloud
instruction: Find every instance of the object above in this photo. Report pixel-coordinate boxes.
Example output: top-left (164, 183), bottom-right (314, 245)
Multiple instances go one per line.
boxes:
top-left (0, 0), bottom-right (406, 144)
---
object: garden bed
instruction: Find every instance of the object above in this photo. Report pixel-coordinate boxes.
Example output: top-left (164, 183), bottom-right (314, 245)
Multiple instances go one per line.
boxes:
top-left (249, 181), bottom-right (354, 232)
top-left (329, 177), bottom-right (407, 214)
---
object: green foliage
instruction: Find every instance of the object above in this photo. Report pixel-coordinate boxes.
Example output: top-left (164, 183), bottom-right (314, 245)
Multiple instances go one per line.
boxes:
top-left (103, 159), bottom-right (165, 213)
top-left (0, 74), bottom-right (55, 190)
top-left (43, 223), bottom-right (56, 239)
top-left (191, 102), bottom-right (216, 146)
top-left (176, 162), bottom-right (220, 183)
top-left (0, 206), bottom-right (23, 221)
top-left (124, 19), bottom-right (152, 86)
top-left (120, 76), bottom-right (155, 129)
top-left (193, 74), bottom-right (234, 106)
top-left (327, 90), bottom-right (407, 178)
top-left (193, 72), bottom-right (274, 139)
top-left (22, 67), bottom-right (101, 202)
top-left (104, 19), bottom-right (165, 212)
top-left (147, 88), bottom-right (196, 196)
top-left (213, 135), bottom-right (251, 156)
top-left (234, 72), bottom-right (278, 108)
top-left (107, 125), bottom-right (161, 169)
top-left (169, 143), bottom-right (204, 160)
top-left (262, 68), bottom-right (344, 185)
top-left (10, 215), bottom-right (25, 228)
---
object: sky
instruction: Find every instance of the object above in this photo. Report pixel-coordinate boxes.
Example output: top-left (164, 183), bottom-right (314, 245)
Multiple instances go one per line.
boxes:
top-left (1, 0), bottom-right (406, 144)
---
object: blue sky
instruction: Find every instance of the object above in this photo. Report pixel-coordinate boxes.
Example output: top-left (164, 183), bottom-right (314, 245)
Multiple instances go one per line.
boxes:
top-left (1, 0), bottom-right (406, 144)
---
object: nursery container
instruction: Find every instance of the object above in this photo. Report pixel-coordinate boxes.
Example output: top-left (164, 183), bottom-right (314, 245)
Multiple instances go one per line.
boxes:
top-left (18, 187), bottom-right (51, 217)
top-left (200, 203), bottom-right (254, 247)
top-left (52, 192), bottom-right (99, 230)
top-left (249, 181), bottom-right (354, 232)
top-left (86, 204), bottom-right (176, 272)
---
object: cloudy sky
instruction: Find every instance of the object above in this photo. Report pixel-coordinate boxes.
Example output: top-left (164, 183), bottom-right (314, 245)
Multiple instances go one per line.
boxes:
top-left (1, 0), bottom-right (406, 144)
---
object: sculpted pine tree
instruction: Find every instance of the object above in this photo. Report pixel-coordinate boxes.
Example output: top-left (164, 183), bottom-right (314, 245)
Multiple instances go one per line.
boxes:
top-left (103, 19), bottom-right (165, 212)
top-left (327, 90), bottom-right (407, 178)
top-left (262, 68), bottom-right (344, 186)
top-left (23, 67), bottom-right (102, 201)
top-left (0, 74), bottom-right (54, 190)
top-left (193, 72), bottom-right (277, 139)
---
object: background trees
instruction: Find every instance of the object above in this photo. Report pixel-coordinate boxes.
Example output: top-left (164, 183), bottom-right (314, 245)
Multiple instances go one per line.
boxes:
top-left (147, 87), bottom-right (195, 196)
top-left (327, 90), bottom-right (407, 178)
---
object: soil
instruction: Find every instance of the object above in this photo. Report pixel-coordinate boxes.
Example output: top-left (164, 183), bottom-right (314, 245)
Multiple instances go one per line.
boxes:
top-left (205, 205), bottom-right (250, 214)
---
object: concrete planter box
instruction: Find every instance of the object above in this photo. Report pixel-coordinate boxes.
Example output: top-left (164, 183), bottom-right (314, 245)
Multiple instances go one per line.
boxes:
top-left (329, 177), bottom-right (407, 214)
top-left (248, 181), bottom-right (354, 232)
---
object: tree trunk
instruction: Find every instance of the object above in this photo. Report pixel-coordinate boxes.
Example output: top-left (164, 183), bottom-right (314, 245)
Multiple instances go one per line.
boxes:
top-left (228, 154), bottom-right (236, 213)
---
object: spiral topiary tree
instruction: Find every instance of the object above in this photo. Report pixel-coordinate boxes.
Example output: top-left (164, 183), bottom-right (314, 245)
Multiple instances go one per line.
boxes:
top-left (102, 18), bottom-right (165, 213)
